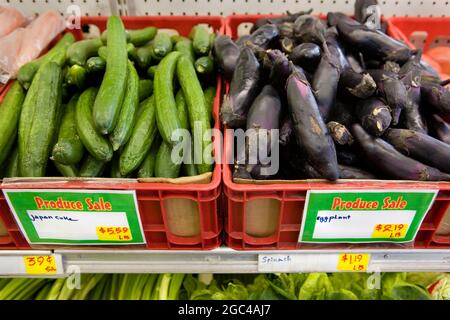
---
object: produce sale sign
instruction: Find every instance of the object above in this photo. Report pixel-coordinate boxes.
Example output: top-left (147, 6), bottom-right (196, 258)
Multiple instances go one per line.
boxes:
top-left (3, 189), bottom-right (145, 245)
top-left (299, 189), bottom-right (438, 243)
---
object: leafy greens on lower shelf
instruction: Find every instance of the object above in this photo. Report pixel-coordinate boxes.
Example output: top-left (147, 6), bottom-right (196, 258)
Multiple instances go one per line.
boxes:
top-left (0, 272), bottom-right (448, 300)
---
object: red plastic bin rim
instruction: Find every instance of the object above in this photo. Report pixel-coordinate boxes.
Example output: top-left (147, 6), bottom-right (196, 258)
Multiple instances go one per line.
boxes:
top-left (0, 15), bottom-right (226, 192)
top-left (223, 15), bottom-right (450, 193)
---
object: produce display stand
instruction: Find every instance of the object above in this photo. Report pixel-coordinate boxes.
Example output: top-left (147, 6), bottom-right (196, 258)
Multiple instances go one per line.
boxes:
top-left (0, 0), bottom-right (450, 276)
top-left (0, 16), bottom-right (224, 251)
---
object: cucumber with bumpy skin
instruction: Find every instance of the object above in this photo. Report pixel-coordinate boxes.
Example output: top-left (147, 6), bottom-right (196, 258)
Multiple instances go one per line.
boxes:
top-left (177, 55), bottom-right (213, 174)
top-left (76, 87), bottom-right (113, 162)
top-left (174, 39), bottom-right (195, 63)
top-left (0, 82), bottom-right (25, 167)
top-left (21, 62), bottom-right (63, 177)
top-left (93, 16), bottom-right (128, 135)
top-left (135, 44), bottom-right (153, 70)
top-left (155, 142), bottom-right (181, 178)
top-left (53, 161), bottom-right (78, 177)
top-left (152, 33), bottom-right (173, 59)
top-left (66, 65), bottom-right (87, 89)
top-left (52, 94), bottom-right (84, 165)
top-left (120, 96), bottom-right (158, 176)
top-left (79, 155), bottom-right (106, 177)
top-left (139, 79), bottom-right (153, 102)
top-left (86, 56), bottom-right (106, 74)
top-left (138, 135), bottom-right (161, 178)
top-left (147, 65), bottom-right (158, 79)
top-left (204, 86), bottom-right (216, 124)
top-left (154, 51), bottom-right (182, 145)
top-left (5, 146), bottom-right (19, 178)
top-left (110, 61), bottom-right (140, 151)
top-left (189, 25), bottom-right (212, 56)
top-left (67, 38), bottom-right (104, 66)
top-left (102, 27), bottom-right (157, 46)
top-left (195, 56), bottom-right (215, 75)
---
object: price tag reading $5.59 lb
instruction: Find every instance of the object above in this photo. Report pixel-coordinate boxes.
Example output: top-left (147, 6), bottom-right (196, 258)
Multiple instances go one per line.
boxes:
top-left (337, 253), bottom-right (370, 272)
top-left (96, 226), bottom-right (132, 241)
top-left (24, 256), bottom-right (58, 275)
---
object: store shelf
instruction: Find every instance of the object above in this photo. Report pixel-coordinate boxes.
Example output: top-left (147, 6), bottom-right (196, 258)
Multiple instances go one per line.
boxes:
top-left (1, 248), bottom-right (448, 276)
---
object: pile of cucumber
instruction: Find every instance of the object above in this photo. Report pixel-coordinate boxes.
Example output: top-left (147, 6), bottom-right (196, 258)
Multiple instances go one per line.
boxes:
top-left (0, 16), bottom-right (217, 179)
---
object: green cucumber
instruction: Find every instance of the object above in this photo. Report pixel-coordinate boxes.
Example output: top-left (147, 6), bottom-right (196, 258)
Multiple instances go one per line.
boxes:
top-left (18, 66), bottom-right (45, 173)
top-left (111, 155), bottom-right (129, 178)
top-left (0, 82), bottom-right (25, 167)
top-left (93, 16), bottom-right (128, 135)
top-left (195, 56), bottom-right (215, 75)
top-left (110, 61), bottom-right (140, 151)
top-left (204, 86), bottom-right (216, 123)
top-left (135, 44), bottom-right (153, 70)
top-left (137, 135), bottom-right (161, 178)
top-left (52, 93), bottom-right (84, 165)
top-left (120, 96), bottom-right (158, 176)
top-left (174, 38), bottom-right (195, 63)
top-left (189, 25), bottom-right (212, 56)
top-left (127, 43), bottom-right (138, 61)
top-left (139, 79), bottom-right (153, 102)
top-left (76, 87), bottom-right (113, 162)
top-left (176, 90), bottom-right (198, 177)
top-left (86, 56), bottom-right (106, 74)
top-left (101, 29), bottom-right (131, 44)
top-left (147, 65), bottom-right (158, 79)
top-left (154, 51), bottom-right (182, 145)
top-left (177, 55), bottom-right (213, 174)
top-left (5, 146), bottom-right (19, 178)
top-left (21, 62), bottom-right (63, 177)
top-left (171, 35), bottom-right (188, 44)
top-left (79, 155), bottom-right (106, 177)
top-left (152, 32), bottom-right (173, 59)
top-left (67, 38), bottom-right (104, 66)
top-left (128, 27), bottom-right (158, 46)
top-left (66, 65), bottom-right (87, 89)
top-left (102, 27), bottom-right (157, 46)
top-left (98, 46), bottom-right (108, 60)
top-left (155, 142), bottom-right (181, 178)
top-left (17, 33), bottom-right (75, 89)
top-left (53, 161), bottom-right (78, 177)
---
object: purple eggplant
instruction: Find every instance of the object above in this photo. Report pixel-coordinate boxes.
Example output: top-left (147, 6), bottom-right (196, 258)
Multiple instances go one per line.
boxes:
top-left (337, 147), bottom-right (360, 166)
top-left (355, 0), bottom-right (380, 26)
top-left (236, 35), bottom-right (251, 48)
top-left (221, 47), bottom-right (261, 128)
top-left (250, 10), bottom-right (313, 33)
top-left (352, 124), bottom-right (450, 181)
top-left (368, 69), bottom-right (407, 125)
top-left (383, 128), bottom-right (450, 173)
top-left (246, 85), bottom-right (282, 131)
top-left (329, 99), bottom-right (356, 127)
top-left (339, 69), bottom-right (376, 99)
top-left (248, 24), bottom-right (279, 50)
top-left (327, 12), bottom-right (349, 27)
top-left (356, 97), bottom-right (392, 136)
top-left (383, 61), bottom-right (401, 74)
top-left (214, 35), bottom-right (240, 82)
top-left (286, 64), bottom-right (339, 181)
top-left (288, 43), bottom-right (322, 72)
top-left (312, 43), bottom-right (341, 121)
top-left (325, 27), bottom-right (350, 71)
top-left (400, 50), bottom-right (441, 78)
top-left (346, 52), bottom-right (365, 73)
top-left (401, 71), bottom-right (428, 133)
top-left (250, 163), bottom-right (278, 180)
top-left (294, 15), bottom-right (327, 45)
top-left (337, 16), bottom-right (413, 63)
top-left (421, 81), bottom-right (450, 117)
top-left (279, 22), bottom-right (295, 39)
top-left (233, 163), bottom-right (252, 180)
top-left (339, 164), bottom-right (376, 179)
top-left (327, 121), bottom-right (354, 146)
top-left (280, 37), bottom-right (295, 54)
top-left (279, 116), bottom-right (293, 146)
top-left (429, 114), bottom-right (450, 145)
top-left (266, 50), bottom-right (291, 90)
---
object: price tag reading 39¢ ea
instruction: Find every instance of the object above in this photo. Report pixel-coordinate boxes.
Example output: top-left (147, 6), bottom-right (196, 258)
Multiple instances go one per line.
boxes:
top-left (24, 256), bottom-right (58, 275)
top-left (298, 189), bottom-right (437, 243)
top-left (3, 189), bottom-right (145, 245)
top-left (337, 254), bottom-right (370, 272)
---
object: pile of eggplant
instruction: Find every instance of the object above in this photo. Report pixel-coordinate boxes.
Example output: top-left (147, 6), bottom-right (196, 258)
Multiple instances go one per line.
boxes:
top-left (214, 5), bottom-right (450, 182)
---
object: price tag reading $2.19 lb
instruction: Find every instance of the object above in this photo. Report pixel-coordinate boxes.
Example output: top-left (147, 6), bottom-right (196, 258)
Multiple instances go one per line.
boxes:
top-left (96, 226), bottom-right (132, 241)
top-left (24, 256), bottom-right (57, 275)
top-left (372, 224), bottom-right (409, 239)
top-left (337, 253), bottom-right (370, 272)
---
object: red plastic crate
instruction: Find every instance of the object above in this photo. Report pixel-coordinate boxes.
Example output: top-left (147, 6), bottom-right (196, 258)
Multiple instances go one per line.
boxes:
top-left (387, 17), bottom-right (450, 77)
top-left (0, 16), bottom-right (225, 250)
top-left (223, 15), bottom-right (450, 250)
